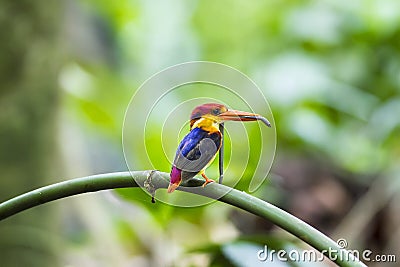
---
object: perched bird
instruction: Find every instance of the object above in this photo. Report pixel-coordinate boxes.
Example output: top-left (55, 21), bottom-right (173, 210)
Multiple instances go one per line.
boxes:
top-left (168, 103), bottom-right (271, 193)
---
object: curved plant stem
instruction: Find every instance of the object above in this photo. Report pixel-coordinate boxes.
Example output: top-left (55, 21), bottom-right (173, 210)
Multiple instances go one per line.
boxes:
top-left (0, 171), bottom-right (366, 267)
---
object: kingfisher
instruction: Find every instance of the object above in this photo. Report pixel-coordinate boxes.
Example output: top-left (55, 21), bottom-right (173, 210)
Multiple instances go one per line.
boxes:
top-left (168, 103), bottom-right (271, 193)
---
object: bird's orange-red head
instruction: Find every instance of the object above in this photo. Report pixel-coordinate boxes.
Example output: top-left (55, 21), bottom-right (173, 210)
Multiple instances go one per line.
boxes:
top-left (190, 103), bottom-right (227, 127)
top-left (189, 103), bottom-right (271, 128)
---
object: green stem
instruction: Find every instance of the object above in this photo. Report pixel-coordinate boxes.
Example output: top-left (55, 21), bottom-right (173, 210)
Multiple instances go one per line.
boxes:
top-left (0, 171), bottom-right (366, 267)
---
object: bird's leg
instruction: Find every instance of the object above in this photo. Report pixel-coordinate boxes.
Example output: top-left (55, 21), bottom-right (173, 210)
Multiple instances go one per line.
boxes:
top-left (201, 173), bottom-right (215, 187)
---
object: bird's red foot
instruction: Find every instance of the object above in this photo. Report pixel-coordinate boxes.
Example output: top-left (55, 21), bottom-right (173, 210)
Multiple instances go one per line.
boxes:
top-left (201, 173), bottom-right (215, 187)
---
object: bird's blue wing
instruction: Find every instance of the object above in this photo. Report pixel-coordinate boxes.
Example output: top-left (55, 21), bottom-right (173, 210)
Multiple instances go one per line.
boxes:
top-left (173, 128), bottom-right (221, 173)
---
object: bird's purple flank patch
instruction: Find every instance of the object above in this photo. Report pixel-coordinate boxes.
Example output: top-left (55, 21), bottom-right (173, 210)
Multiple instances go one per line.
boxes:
top-left (170, 166), bottom-right (182, 184)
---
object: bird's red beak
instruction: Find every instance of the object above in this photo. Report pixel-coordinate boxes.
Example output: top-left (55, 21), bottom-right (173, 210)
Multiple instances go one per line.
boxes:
top-left (218, 109), bottom-right (271, 127)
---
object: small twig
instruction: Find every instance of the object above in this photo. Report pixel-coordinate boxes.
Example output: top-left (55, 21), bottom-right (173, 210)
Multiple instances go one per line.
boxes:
top-left (144, 170), bottom-right (158, 203)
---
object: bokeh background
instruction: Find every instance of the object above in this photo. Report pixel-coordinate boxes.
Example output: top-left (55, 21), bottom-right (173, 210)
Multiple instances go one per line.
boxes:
top-left (0, 0), bottom-right (399, 266)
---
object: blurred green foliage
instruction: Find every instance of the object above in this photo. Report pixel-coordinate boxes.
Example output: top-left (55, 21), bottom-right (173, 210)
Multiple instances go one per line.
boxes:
top-left (56, 0), bottom-right (400, 266)
top-left (0, 1), bottom-right (62, 266)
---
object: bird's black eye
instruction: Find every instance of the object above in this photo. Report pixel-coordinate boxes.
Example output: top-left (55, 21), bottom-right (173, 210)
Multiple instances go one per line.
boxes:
top-left (212, 108), bottom-right (220, 115)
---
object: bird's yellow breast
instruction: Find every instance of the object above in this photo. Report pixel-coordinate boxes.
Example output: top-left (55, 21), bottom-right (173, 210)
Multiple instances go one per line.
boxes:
top-left (191, 117), bottom-right (220, 133)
